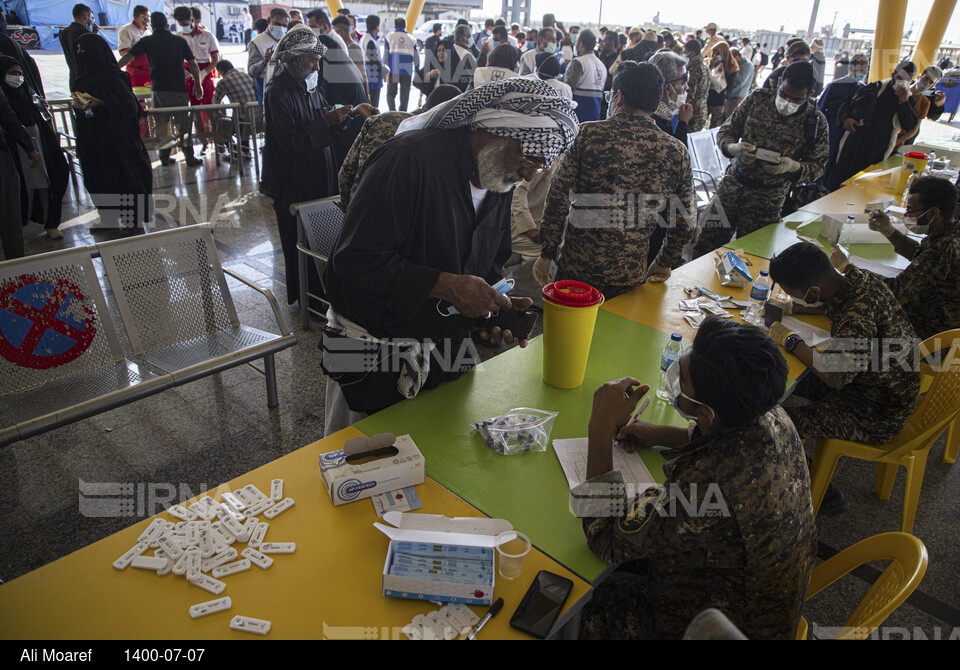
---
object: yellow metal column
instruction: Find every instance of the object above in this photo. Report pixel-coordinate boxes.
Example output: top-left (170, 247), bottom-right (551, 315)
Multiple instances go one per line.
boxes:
top-left (406, 0), bottom-right (427, 31)
top-left (870, 0), bottom-right (909, 82)
top-left (326, 0), bottom-right (344, 15)
top-left (913, 0), bottom-right (958, 72)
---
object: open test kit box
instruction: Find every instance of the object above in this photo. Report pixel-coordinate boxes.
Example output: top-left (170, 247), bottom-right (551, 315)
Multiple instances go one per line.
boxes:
top-left (716, 250), bottom-right (753, 287)
top-left (374, 512), bottom-right (513, 606)
top-left (318, 433), bottom-right (424, 506)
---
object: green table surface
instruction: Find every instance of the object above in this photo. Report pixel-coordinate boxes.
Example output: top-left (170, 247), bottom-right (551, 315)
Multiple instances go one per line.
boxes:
top-left (725, 214), bottom-right (911, 269)
top-left (356, 310), bottom-right (689, 582)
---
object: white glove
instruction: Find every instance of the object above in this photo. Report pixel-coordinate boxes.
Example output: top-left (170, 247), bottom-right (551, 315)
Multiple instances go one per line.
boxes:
top-left (727, 141), bottom-right (757, 164)
top-left (763, 156), bottom-right (801, 175)
top-left (533, 256), bottom-right (551, 286)
top-left (868, 210), bottom-right (896, 237)
top-left (646, 261), bottom-right (671, 283)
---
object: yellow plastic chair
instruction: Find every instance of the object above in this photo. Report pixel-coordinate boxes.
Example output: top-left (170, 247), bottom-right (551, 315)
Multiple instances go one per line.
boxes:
top-left (809, 330), bottom-right (960, 533)
top-left (918, 333), bottom-right (960, 465)
top-left (795, 532), bottom-right (928, 640)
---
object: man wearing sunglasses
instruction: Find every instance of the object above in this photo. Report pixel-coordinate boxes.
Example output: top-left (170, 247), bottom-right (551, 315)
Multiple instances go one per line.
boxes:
top-left (574, 316), bottom-right (816, 639)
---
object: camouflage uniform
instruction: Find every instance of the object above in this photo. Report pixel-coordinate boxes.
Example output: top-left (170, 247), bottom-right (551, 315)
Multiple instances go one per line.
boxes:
top-left (686, 54), bottom-right (711, 133)
top-left (693, 88), bottom-right (829, 258)
top-left (539, 113), bottom-right (694, 299)
top-left (881, 228), bottom-right (960, 340)
top-left (575, 406), bottom-right (817, 640)
top-left (786, 269), bottom-right (922, 445)
top-left (337, 111), bottom-right (411, 210)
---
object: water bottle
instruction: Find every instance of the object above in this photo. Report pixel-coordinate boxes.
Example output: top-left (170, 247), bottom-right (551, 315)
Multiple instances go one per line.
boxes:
top-left (743, 271), bottom-right (770, 326)
top-left (656, 333), bottom-right (684, 401)
top-left (902, 170), bottom-right (918, 206)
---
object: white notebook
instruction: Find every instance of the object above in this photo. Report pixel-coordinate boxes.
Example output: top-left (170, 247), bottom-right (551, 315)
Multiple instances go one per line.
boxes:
top-left (553, 438), bottom-right (656, 490)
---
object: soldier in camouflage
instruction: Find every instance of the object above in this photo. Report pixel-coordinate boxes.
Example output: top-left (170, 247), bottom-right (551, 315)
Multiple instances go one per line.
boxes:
top-left (338, 111), bottom-right (411, 210)
top-left (840, 176), bottom-right (960, 340)
top-left (768, 242), bottom-right (922, 446)
top-left (337, 84), bottom-right (462, 210)
top-left (574, 317), bottom-right (816, 639)
top-left (683, 38), bottom-right (710, 133)
top-left (534, 61), bottom-right (694, 299)
top-left (692, 61), bottom-right (829, 258)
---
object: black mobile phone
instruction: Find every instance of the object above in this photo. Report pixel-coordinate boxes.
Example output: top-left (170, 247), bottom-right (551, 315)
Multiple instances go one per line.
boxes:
top-left (482, 309), bottom-right (539, 341)
top-left (509, 570), bottom-right (574, 639)
top-left (764, 303), bottom-right (784, 328)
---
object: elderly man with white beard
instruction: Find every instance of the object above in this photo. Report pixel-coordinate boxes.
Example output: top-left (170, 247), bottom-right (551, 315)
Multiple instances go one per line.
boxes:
top-left (321, 78), bottom-right (580, 434)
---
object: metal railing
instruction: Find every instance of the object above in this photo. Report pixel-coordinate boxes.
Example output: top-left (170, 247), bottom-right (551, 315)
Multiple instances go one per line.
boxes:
top-left (45, 97), bottom-right (266, 185)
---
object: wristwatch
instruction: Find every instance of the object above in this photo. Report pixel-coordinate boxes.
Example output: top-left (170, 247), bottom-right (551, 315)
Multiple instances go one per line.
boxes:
top-left (784, 334), bottom-right (802, 353)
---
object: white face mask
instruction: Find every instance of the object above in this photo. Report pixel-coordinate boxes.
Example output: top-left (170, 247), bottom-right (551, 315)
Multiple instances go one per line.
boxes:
top-left (667, 85), bottom-right (687, 111)
top-left (664, 360), bottom-right (715, 424)
top-left (905, 208), bottom-right (932, 234)
top-left (775, 93), bottom-right (802, 116)
top-left (794, 286), bottom-right (824, 309)
top-left (4, 74), bottom-right (24, 89)
top-left (304, 71), bottom-right (319, 92)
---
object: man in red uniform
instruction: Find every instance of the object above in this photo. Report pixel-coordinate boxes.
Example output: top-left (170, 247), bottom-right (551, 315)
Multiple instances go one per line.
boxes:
top-left (118, 5), bottom-right (151, 87)
top-left (173, 6), bottom-right (220, 151)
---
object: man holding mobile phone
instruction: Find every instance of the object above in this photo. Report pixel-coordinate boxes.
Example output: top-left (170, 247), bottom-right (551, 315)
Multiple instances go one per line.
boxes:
top-left (322, 78), bottom-right (579, 434)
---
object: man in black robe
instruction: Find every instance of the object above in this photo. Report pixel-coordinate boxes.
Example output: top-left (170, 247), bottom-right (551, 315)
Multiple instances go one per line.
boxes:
top-left (321, 77), bottom-right (580, 433)
top-left (263, 26), bottom-right (375, 306)
top-left (827, 61), bottom-right (919, 191)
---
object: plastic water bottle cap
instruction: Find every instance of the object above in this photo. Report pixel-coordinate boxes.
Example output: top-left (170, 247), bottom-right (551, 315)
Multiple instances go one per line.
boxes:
top-left (670, 333), bottom-right (682, 341)
top-left (760, 270), bottom-right (768, 276)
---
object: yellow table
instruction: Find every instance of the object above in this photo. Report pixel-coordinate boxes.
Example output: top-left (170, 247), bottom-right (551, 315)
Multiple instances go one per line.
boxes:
top-left (0, 428), bottom-right (590, 640)
top-left (602, 251), bottom-right (830, 381)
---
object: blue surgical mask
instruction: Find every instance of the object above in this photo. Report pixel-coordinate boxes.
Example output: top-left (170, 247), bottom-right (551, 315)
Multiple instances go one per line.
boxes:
top-left (491, 40), bottom-right (500, 51)
top-left (543, 42), bottom-right (557, 54)
top-left (525, 40), bottom-right (535, 50)
top-left (468, 37), bottom-right (475, 48)
top-left (270, 25), bottom-right (286, 40)
top-left (852, 73), bottom-right (867, 83)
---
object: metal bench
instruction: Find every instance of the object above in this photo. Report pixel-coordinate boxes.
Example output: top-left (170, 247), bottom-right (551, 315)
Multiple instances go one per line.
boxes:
top-left (0, 224), bottom-right (296, 447)
top-left (292, 196), bottom-right (345, 330)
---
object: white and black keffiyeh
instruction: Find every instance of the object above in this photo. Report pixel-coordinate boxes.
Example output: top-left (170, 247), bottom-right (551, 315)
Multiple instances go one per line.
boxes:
top-left (395, 77), bottom-right (579, 168)
top-left (267, 25), bottom-right (327, 86)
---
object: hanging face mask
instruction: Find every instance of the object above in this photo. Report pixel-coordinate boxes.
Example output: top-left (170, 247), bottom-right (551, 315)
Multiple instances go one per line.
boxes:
top-left (795, 286), bottom-right (825, 309)
top-left (304, 71), bottom-right (319, 92)
top-left (775, 93), bottom-right (802, 116)
top-left (663, 360), bottom-right (715, 424)
top-left (4, 74), bottom-right (24, 89)
top-left (905, 208), bottom-right (932, 234)
top-left (270, 25), bottom-right (286, 40)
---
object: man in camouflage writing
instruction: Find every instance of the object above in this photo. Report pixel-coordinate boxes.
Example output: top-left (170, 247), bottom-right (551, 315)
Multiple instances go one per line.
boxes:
top-left (838, 176), bottom-right (960, 340)
top-left (574, 317), bottom-right (816, 639)
top-left (534, 61), bottom-right (694, 299)
top-left (693, 61), bottom-right (829, 258)
top-left (768, 242), bottom-right (921, 513)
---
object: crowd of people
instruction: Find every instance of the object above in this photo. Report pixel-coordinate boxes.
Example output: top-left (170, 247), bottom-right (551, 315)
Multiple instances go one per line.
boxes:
top-left (1, 7), bottom-right (959, 640)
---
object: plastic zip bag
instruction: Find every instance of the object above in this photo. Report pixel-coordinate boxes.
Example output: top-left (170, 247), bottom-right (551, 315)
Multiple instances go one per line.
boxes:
top-left (474, 408), bottom-right (559, 456)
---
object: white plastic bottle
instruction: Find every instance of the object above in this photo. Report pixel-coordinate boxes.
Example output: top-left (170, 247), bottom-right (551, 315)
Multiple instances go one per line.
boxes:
top-left (743, 270), bottom-right (770, 325)
top-left (656, 333), bottom-right (684, 401)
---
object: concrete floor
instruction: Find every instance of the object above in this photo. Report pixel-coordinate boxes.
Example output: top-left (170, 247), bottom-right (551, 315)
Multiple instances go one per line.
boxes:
top-left (0, 48), bottom-right (959, 639)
